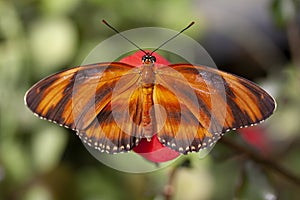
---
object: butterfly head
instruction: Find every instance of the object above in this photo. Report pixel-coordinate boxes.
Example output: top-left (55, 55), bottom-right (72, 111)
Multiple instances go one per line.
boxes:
top-left (142, 53), bottom-right (156, 64)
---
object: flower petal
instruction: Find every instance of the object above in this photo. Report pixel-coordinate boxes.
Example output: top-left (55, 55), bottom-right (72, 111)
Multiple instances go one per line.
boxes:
top-left (120, 51), bottom-right (180, 162)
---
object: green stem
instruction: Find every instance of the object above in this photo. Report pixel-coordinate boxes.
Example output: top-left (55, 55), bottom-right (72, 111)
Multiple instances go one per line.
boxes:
top-left (220, 137), bottom-right (300, 186)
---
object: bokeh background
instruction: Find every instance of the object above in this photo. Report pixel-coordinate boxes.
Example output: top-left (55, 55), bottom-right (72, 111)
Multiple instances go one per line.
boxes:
top-left (1, 0), bottom-right (300, 199)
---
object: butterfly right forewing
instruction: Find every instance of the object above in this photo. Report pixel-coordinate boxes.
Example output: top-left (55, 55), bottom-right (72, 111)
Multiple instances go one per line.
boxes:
top-left (170, 64), bottom-right (276, 127)
top-left (154, 64), bottom-right (275, 154)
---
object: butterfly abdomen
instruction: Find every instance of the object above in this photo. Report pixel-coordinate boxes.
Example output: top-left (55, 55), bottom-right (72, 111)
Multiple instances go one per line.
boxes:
top-left (141, 86), bottom-right (155, 139)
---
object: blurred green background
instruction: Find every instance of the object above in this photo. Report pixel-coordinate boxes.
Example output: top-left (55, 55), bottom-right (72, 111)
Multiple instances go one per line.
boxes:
top-left (1, 0), bottom-right (300, 199)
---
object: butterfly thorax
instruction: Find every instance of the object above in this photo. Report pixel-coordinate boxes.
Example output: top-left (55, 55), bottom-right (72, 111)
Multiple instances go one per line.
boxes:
top-left (141, 54), bottom-right (156, 86)
top-left (141, 63), bottom-right (155, 87)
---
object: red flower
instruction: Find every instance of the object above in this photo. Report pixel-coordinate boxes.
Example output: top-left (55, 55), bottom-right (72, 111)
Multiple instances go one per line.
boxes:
top-left (119, 51), bottom-right (180, 163)
top-left (239, 126), bottom-right (271, 155)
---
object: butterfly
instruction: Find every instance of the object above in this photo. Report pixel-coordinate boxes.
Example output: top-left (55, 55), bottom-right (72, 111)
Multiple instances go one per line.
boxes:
top-left (24, 21), bottom-right (276, 155)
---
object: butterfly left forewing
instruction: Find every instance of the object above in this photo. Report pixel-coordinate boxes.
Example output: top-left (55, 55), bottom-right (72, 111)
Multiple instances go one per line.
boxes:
top-left (25, 62), bottom-right (143, 153)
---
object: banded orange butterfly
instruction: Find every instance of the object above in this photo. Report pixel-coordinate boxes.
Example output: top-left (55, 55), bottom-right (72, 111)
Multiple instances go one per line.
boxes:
top-left (24, 21), bottom-right (276, 156)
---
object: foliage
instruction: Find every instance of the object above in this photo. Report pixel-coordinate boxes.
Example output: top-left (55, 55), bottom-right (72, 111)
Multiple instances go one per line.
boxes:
top-left (1, 0), bottom-right (300, 199)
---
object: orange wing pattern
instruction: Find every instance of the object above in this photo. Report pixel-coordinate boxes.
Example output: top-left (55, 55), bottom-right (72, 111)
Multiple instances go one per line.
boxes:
top-left (154, 64), bottom-right (275, 154)
top-left (25, 62), bottom-right (276, 155)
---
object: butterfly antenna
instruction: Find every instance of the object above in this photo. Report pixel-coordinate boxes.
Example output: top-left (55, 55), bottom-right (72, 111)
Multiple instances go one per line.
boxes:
top-left (150, 21), bottom-right (195, 55)
top-left (102, 20), bottom-right (147, 54)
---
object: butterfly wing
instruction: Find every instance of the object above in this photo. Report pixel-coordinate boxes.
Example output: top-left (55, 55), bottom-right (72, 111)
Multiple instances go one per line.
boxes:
top-left (154, 64), bottom-right (276, 154)
top-left (25, 62), bottom-right (143, 153)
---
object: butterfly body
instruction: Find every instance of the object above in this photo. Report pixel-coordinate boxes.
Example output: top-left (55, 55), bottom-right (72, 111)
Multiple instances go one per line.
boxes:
top-left (140, 58), bottom-right (156, 138)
